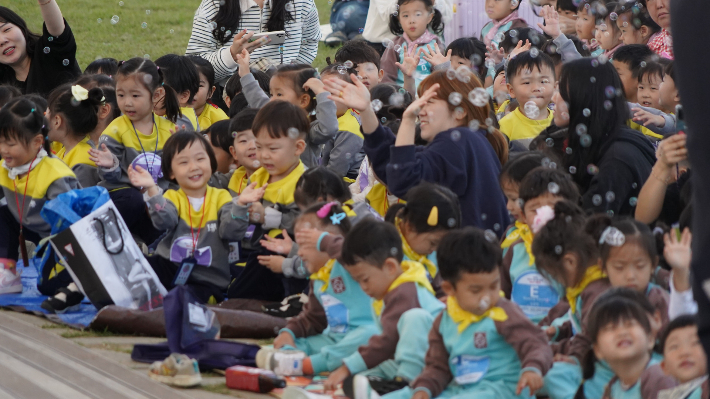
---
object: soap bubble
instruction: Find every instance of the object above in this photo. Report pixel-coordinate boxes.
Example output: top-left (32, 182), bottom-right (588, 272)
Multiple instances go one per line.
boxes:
top-left (468, 88), bottom-right (489, 107)
top-left (146, 9), bottom-right (151, 15)
top-left (394, 44), bottom-right (401, 52)
top-left (610, 12), bottom-right (618, 20)
top-left (530, 48), bottom-right (540, 58)
top-left (484, 230), bottom-right (498, 243)
top-left (524, 101), bottom-right (540, 119)
top-left (555, 245), bottom-right (563, 254)
top-left (62, 59), bottom-right (69, 66)
top-left (469, 120), bottom-right (480, 131)
top-left (170, 29), bottom-right (175, 34)
top-left (548, 182), bottom-right (560, 194)
top-left (97, 18), bottom-right (103, 23)
top-left (448, 92), bottom-right (462, 106)
top-left (451, 130), bottom-right (461, 141)
top-left (252, 160), bottom-right (261, 168)
top-left (591, 59), bottom-right (599, 67)
top-left (344, 60), bottom-right (354, 68)
top-left (447, 218), bottom-right (456, 227)
top-left (587, 164), bottom-right (599, 175)
top-left (510, 29), bottom-right (518, 37)
top-left (287, 127), bottom-right (300, 139)
top-left (111, 15), bottom-right (119, 24)
top-left (43, 47), bottom-right (50, 54)
top-left (583, 108), bottom-right (591, 117)
top-left (590, 76), bottom-right (596, 83)
top-left (337, 65), bottom-right (347, 74)
top-left (48, 37), bottom-right (54, 42)
top-left (566, 147), bottom-right (573, 155)
top-left (546, 138), bottom-right (554, 147)
top-left (485, 118), bottom-right (494, 126)
top-left (454, 107), bottom-right (465, 118)
top-left (231, 131), bottom-right (237, 138)
top-left (390, 247), bottom-right (399, 256)
top-left (481, 213), bottom-right (487, 221)
top-left (629, 197), bottom-right (638, 206)
top-left (580, 134), bottom-right (592, 147)
top-left (389, 92), bottom-right (405, 107)
top-left (605, 191), bottom-right (616, 203)
top-left (605, 86), bottom-right (616, 98)
top-left (143, 74), bottom-right (153, 85)
top-left (382, 39), bottom-right (394, 49)
top-left (143, 54), bottom-right (150, 59)
top-left (575, 124), bottom-right (588, 135)
top-left (118, 1), bottom-right (124, 5)
top-left (604, 100), bottom-right (613, 110)
top-left (142, 22), bottom-right (148, 28)
top-left (592, 194), bottom-right (603, 206)
top-left (494, 223), bottom-right (501, 231)
top-left (446, 69), bottom-right (457, 80)
top-left (371, 99), bottom-right (383, 111)
top-left (598, 54), bottom-right (609, 64)
top-left (632, 182), bottom-right (638, 189)
top-left (381, 117), bottom-right (387, 123)
top-left (569, 166), bottom-right (577, 174)
top-left (542, 157), bottom-right (551, 167)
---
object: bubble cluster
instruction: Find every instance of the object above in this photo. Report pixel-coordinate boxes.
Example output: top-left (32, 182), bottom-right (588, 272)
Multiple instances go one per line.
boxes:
top-left (287, 127), bottom-right (300, 139)
top-left (371, 99), bottom-right (383, 112)
top-left (468, 88), bottom-right (489, 107)
top-left (524, 101), bottom-right (540, 119)
top-left (448, 92), bottom-right (462, 106)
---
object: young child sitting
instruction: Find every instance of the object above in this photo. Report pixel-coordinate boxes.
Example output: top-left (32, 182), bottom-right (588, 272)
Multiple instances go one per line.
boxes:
top-left (612, 45), bottom-right (655, 104)
top-left (202, 120), bottom-right (234, 175)
top-left (556, 0), bottom-right (579, 36)
top-left (575, 0), bottom-right (603, 56)
top-left (154, 54), bottom-right (201, 131)
top-left (225, 108), bottom-right (259, 196)
top-left (636, 60), bottom-right (666, 111)
top-left (659, 61), bottom-right (681, 115)
top-left (481, 0), bottom-right (529, 49)
top-left (189, 56), bottom-right (229, 130)
top-left (401, 227), bottom-right (553, 399)
top-left (659, 315), bottom-right (708, 399)
top-left (595, 2), bottom-right (624, 58)
top-left (499, 152), bottom-right (546, 238)
top-left (616, 1), bottom-right (661, 46)
top-left (334, 40), bottom-right (385, 90)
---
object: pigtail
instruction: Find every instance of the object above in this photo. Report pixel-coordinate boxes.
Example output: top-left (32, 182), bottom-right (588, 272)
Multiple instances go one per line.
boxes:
top-left (389, 11), bottom-right (403, 36)
top-left (157, 67), bottom-right (183, 124)
top-left (584, 213), bottom-right (614, 245)
top-left (384, 203), bottom-right (406, 224)
top-left (303, 201), bottom-right (353, 235)
top-left (430, 8), bottom-right (444, 34)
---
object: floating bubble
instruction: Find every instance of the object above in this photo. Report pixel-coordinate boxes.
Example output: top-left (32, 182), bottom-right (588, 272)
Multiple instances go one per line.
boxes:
top-left (587, 164), bottom-right (599, 175)
top-left (468, 88), bottom-right (489, 107)
top-left (481, 213), bottom-right (487, 221)
top-left (344, 60), bottom-right (354, 68)
top-left (48, 36), bottom-right (54, 42)
top-left (605, 191), bottom-right (615, 203)
top-left (591, 59), bottom-right (599, 67)
top-left (559, 111), bottom-right (570, 121)
top-left (97, 18), bottom-right (103, 23)
top-left (549, 161), bottom-right (557, 169)
top-left (469, 120), bottom-right (480, 131)
top-left (285, 1), bottom-right (295, 11)
top-left (485, 117), bottom-right (494, 127)
top-left (632, 182), bottom-right (638, 189)
top-left (640, 61), bottom-right (647, 68)
top-left (143, 74), bottom-right (153, 85)
top-left (454, 107), bottom-right (465, 118)
top-left (389, 92), bottom-right (404, 107)
top-left (510, 29), bottom-right (518, 38)
top-left (446, 69), bottom-right (457, 80)
top-left (345, 152), bottom-right (352, 159)
top-left (598, 54), bottom-right (609, 64)
top-left (592, 194), bottom-right (603, 206)
top-left (225, 30), bottom-right (232, 36)
top-left (62, 59), bottom-right (69, 66)
top-left (392, 11), bottom-right (398, 16)
top-left (604, 100), bottom-right (613, 110)
top-left (530, 48), bottom-right (539, 58)
top-left (548, 182), bottom-right (560, 194)
top-left (484, 230), bottom-right (498, 243)
top-left (580, 134), bottom-right (592, 147)
top-left (231, 131), bottom-right (237, 138)
top-left (142, 22), bottom-right (148, 28)
top-left (566, 147), bottom-right (573, 155)
top-left (118, 1), bottom-right (124, 5)
top-left (381, 117), bottom-right (387, 123)
top-left (524, 101), bottom-right (540, 119)
top-left (629, 197), bottom-right (638, 206)
top-left (616, 88), bottom-right (624, 97)
top-left (451, 130), bottom-right (461, 141)
top-left (583, 108), bottom-right (591, 117)
top-left (287, 127), bottom-right (300, 139)
top-left (43, 47), bottom-right (50, 54)
top-left (569, 166), bottom-right (577, 174)
top-left (371, 99), bottom-right (383, 111)
top-left (542, 157), bottom-right (551, 167)
top-left (382, 39), bottom-right (394, 49)
top-left (575, 124), bottom-right (588, 135)
top-left (590, 76), bottom-right (597, 83)
top-left (252, 160), bottom-right (261, 168)
top-left (448, 92), bottom-right (462, 106)
top-left (485, 59), bottom-right (496, 69)
top-left (605, 86), bottom-right (616, 99)
top-left (337, 65), bottom-right (347, 74)
top-left (144, 54), bottom-right (150, 59)
top-left (447, 218), bottom-right (456, 227)
top-left (111, 15), bottom-right (119, 24)
top-left (546, 138), bottom-right (554, 147)
top-left (394, 44), bottom-right (401, 52)
top-left (494, 223), bottom-right (501, 231)
top-left (610, 12), bottom-right (618, 20)
top-left (555, 245), bottom-right (563, 254)
top-left (146, 9), bottom-right (151, 15)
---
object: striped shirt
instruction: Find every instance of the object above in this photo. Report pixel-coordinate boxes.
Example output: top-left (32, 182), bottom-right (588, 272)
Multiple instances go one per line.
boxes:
top-left (186, 0), bottom-right (321, 83)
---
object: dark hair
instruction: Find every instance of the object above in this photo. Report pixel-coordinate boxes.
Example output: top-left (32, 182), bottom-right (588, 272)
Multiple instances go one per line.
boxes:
top-left (389, 0), bottom-right (444, 35)
top-left (203, 119), bottom-right (232, 153)
top-left (532, 200), bottom-right (598, 286)
top-left (446, 37), bottom-right (487, 78)
top-left (664, 61), bottom-right (676, 83)
top-left (437, 227), bottom-right (502, 283)
top-left (556, 0), bottom-right (578, 13)
top-left (300, 201), bottom-right (352, 236)
top-left (559, 58), bottom-right (629, 188)
top-left (84, 58), bottom-right (119, 76)
top-left (519, 167), bottom-right (580, 204)
top-left (506, 50), bottom-right (556, 82)
top-left (0, 85), bottom-right (21, 108)
top-left (210, 0), bottom-right (293, 45)
top-left (252, 100), bottom-right (309, 139)
top-left (22, 94), bottom-right (48, 113)
top-left (294, 167), bottom-right (351, 207)
top-left (154, 54), bottom-right (200, 104)
top-left (499, 151), bottom-right (547, 186)
top-left (596, 2), bottom-right (621, 34)
top-left (230, 107), bottom-right (259, 134)
top-left (499, 28), bottom-right (546, 54)
top-left (528, 125), bottom-right (567, 162)
top-left (0, 8), bottom-right (41, 84)
top-left (189, 56), bottom-right (216, 90)
top-left (0, 97), bottom-right (49, 153)
top-left (342, 219), bottom-right (404, 267)
top-left (116, 58), bottom-right (181, 124)
top-left (585, 215), bottom-right (657, 267)
top-left (385, 182), bottom-right (461, 232)
top-left (660, 314), bottom-right (697, 353)
top-left (228, 92), bottom-right (249, 118)
top-left (613, 44), bottom-right (655, 78)
top-left (369, 83), bottom-right (414, 134)
top-left (225, 70), bottom-right (271, 101)
top-left (272, 64), bottom-right (319, 113)
top-left (334, 39), bottom-right (382, 70)
top-left (161, 131), bottom-right (217, 183)
top-left (542, 37), bottom-right (591, 65)
top-left (637, 59), bottom-right (666, 83)
top-left (320, 64), bottom-right (356, 83)
top-left (74, 74), bottom-right (121, 121)
top-left (47, 84), bottom-right (104, 137)
top-left (616, 1), bottom-right (660, 34)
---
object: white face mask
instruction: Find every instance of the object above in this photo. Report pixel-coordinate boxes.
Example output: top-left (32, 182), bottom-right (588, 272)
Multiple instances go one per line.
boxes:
top-left (3, 148), bottom-right (47, 179)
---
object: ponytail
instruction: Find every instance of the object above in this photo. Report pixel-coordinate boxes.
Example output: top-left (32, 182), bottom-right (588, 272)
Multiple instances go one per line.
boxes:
top-left (155, 64), bottom-right (182, 124)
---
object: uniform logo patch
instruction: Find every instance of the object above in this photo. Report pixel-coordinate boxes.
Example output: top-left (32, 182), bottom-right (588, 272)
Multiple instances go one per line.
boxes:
top-left (474, 332), bottom-right (487, 349)
top-left (331, 276), bottom-right (346, 294)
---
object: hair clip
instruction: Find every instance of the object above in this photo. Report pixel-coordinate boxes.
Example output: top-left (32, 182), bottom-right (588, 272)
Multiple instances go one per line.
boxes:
top-left (156, 66), bottom-right (160, 70)
top-left (71, 85), bottom-right (89, 102)
top-left (316, 202), bottom-right (337, 219)
top-left (531, 205), bottom-right (555, 234)
top-left (330, 212), bottom-right (346, 225)
top-left (30, 108), bottom-right (35, 113)
top-left (427, 206), bottom-right (438, 226)
top-left (599, 226), bottom-right (626, 247)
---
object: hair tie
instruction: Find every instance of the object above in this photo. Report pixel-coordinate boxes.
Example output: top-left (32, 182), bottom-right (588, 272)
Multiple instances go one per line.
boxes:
top-left (599, 226), bottom-right (626, 247)
top-left (30, 108), bottom-right (35, 113)
top-left (156, 66), bottom-right (160, 70)
top-left (427, 206), bottom-right (438, 226)
top-left (330, 212), bottom-right (346, 225)
top-left (531, 205), bottom-right (555, 234)
top-left (316, 202), bottom-right (338, 219)
top-left (71, 85), bottom-right (89, 102)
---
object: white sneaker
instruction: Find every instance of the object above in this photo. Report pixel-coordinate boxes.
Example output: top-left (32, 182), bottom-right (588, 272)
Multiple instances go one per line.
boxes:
top-left (257, 348), bottom-right (306, 376)
top-left (0, 268), bottom-right (22, 294)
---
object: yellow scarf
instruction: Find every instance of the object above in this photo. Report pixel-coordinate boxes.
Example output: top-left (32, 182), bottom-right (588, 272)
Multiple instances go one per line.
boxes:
top-left (397, 219), bottom-right (438, 279)
top-left (500, 221), bottom-right (535, 265)
top-left (366, 182), bottom-right (391, 217)
top-left (372, 261), bottom-right (434, 316)
top-left (310, 259), bottom-right (336, 292)
top-left (447, 296), bottom-right (508, 334)
top-left (566, 265), bottom-right (606, 315)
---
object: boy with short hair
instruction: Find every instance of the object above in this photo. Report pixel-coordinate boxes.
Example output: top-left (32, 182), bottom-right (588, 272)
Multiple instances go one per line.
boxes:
top-left (226, 108), bottom-right (260, 196)
top-left (612, 44), bottom-right (655, 104)
top-left (334, 40), bottom-right (385, 90)
top-left (659, 315), bottom-right (708, 399)
top-left (499, 51), bottom-right (556, 149)
top-left (659, 61), bottom-right (681, 115)
top-left (406, 228), bottom-right (553, 399)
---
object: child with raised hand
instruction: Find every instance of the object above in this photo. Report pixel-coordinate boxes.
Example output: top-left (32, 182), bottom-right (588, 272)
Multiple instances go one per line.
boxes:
top-left (189, 56), bottom-right (228, 130)
top-left (154, 54), bottom-right (201, 131)
top-left (46, 84), bottom-right (104, 187)
top-left (380, 0), bottom-right (445, 88)
top-left (403, 227), bottom-right (553, 399)
top-left (89, 57), bottom-right (178, 247)
top-left (480, 0), bottom-right (529, 49)
top-left (595, 2), bottom-right (624, 58)
top-left (224, 108), bottom-right (259, 196)
top-left (129, 131), bottom-right (242, 304)
top-left (616, 1), bottom-right (661, 46)
top-left (659, 315), bottom-right (708, 398)
top-left (419, 37), bottom-right (487, 81)
top-left (0, 98), bottom-right (80, 292)
top-left (663, 228), bottom-right (696, 320)
top-left (256, 202), bottom-right (379, 377)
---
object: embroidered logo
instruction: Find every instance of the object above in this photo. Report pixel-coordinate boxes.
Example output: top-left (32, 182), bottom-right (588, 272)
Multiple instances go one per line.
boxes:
top-left (474, 332), bottom-right (487, 349)
top-left (331, 276), bottom-right (346, 294)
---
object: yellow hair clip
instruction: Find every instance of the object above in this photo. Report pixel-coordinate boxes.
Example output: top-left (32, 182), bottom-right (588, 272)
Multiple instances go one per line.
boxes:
top-left (427, 206), bottom-right (438, 226)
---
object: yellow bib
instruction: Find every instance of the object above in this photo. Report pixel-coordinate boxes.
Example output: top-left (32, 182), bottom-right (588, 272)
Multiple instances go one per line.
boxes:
top-left (310, 259), bottom-right (336, 292)
top-left (397, 219), bottom-right (438, 279)
top-left (372, 261), bottom-right (434, 316)
top-left (447, 296), bottom-right (508, 333)
top-left (501, 221), bottom-right (535, 265)
top-left (566, 265), bottom-right (606, 315)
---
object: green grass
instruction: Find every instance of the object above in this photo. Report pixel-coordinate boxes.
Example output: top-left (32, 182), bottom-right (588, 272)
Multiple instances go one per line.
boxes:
top-left (201, 383), bottom-right (232, 395)
top-left (8, 0), bottom-right (338, 70)
top-left (60, 327), bottom-right (121, 339)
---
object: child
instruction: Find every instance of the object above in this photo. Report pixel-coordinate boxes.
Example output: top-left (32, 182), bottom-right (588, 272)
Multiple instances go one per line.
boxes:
top-left (334, 39), bottom-right (385, 90)
top-left (74, 74), bottom-right (121, 144)
top-left (499, 51), bottom-right (556, 149)
top-left (400, 227), bottom-right (553, 399)
top-left (595, 2), bottom-right (623, 58)
top-left (222, 70), bottom-right (270, 110)
top-left (616, 1), bottom-right (661, 46)
top-left (154, 54), bottom-right (201, 131)
top-left (130, 131), bottom-right (242, 304)
top-left (84, 58), bottom-right (119, 76)
top-left (636, 60), bottom-right (665, 110)
top-left (381, 0), bottom-right (445, 88)
top-left (0, 98), bottom-right (80, 292)
top-left (481, 0), bottom-right (528, 48)
top-left (612, 44), bottom-right (654, 104)
top-left (659, 61), bottom-right (681, 115)
top-left (46, 84), bottom-right (104, 188)
top-left (189, 56), bottom-right (229, 131)
top-left (321, 219), bottom-right (446, 396)
top-left (256, 202), bottom-right (379, 376)
top-left (225, 108), bottom-right (259, 196)
top-left (659, 315), bottom-right (708, 399)
top-left (226, 101), bottom-right (309, 301)
top-left (89, 57), bottom-right (178, 247)
top-left (575, 1), bottom-right (601, 56)
top-left (556, 0), bottom-right (578, 36)
top-left (420, 38), bottom-right (487, 81)
top-left (202, 120), bottom-right (234, 174)
top-left (499, 152), bottom-right (547, 234)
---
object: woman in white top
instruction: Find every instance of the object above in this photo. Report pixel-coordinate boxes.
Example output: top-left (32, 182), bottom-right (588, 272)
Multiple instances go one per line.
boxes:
top-left (186, 0), bottom-right (321, 83)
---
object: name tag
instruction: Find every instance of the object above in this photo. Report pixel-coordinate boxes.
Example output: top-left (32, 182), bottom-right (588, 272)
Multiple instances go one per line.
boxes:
top-left (452, 355), bottom-right (490, 385)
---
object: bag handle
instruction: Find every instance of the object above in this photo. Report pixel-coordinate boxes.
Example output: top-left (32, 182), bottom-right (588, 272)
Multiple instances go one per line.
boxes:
top-left (93, 208), bottom-right (124, 255)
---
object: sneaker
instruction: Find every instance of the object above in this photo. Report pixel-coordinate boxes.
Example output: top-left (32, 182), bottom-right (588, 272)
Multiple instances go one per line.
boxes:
top-left (41, 283), bottom-right (84, 314)
top-left (262, 293), bottom-right (308, 318)
top-left (282, 387), bottom-right (332, 399)
top-left (148, 353), bottom-right (202, 387)
top-left (256, 348), bottom-right (306, 376)
top-left (0, 268), bottom-right (22, 295)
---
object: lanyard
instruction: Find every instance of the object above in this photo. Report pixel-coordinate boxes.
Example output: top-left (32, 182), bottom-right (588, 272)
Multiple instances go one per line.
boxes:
top-left (130, 115), bottom-right (159, 181)
top-left (186, 191), bottom-right (208, 253)
top-left (13, 153), bottom-right (39, 267)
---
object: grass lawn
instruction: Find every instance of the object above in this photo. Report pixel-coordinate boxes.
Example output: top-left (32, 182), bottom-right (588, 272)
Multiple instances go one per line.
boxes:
top-left (7, 0), bottom-right (339, 71)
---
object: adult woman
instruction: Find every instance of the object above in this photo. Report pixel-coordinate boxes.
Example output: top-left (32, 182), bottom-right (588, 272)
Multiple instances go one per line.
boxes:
top-left (186, 0), bottom-right (321, 83)
top-left (0, 2), bottom-right (80, 96)
top-left (554, 58), bottom-right (655, 217)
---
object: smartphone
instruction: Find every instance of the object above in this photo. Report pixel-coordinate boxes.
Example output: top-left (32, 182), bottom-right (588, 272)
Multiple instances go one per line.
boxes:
top-left (249, 30), bottom-right (286, 45)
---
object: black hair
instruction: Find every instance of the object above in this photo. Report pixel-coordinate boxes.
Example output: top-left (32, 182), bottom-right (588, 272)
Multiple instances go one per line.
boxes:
top-left (300, 201), bottom-right (352, 236)
top-left (528, 125), bottom-right (568, 163)
top-left (0, 8), bottom-right (41, 85)
top-left (273, 64), bottom-right (319, 113)
top-left (446, 37), bottom-right (487, 77)
top-left (189, 56), bottom-right (216, 91)
top-left (230, 107), bottom-right (259, 134)
top-left (0, 97), bottom-right (50, 153)
top-left (542, 36), bottom-right (591, 64)
top-left (613, 44), bottom-right (655, 78)
top-left (294, 167), bottom-right (352, 207)
top-left (663, 61), bottom-right (676, 83)
top-left (342, 219), bottom-right (404, 267)
top-left (385, 182), bottom-right (462, 232)
top-left (659, 314), bottom-right (697, 353)
top-left (369, 83), bottom-right (414, 135)
top-left (228, 92), bottom-right (250, 118)
top-left (0, 85), bottom-right (21, 108)
top-left (84, 58), bottom-right (119, 76)
top-left (637, 59), bottom-right (667, 83)
top-left (224, 70), bottom-right (271, 101)
top-left (532, 200), bottom-right (598, 287)
top-left (252, 100), bottom-right (309, 139)
top-left (585, 215), bottom-right (658, 267)
top-left (519, 166), bottom-right (581, 203)
top-left (161, 131), bottom-right (218, 183)
top-left (203, 119), bottom-right (232, 154)
top-left (47, 84), bottom-right (104, 137)
top-left (116, 57), bottom-right (181, 124)
top-left (154, 54), bottom-right (201, 104)
top-left (210, 0), bottom-right (293, 45)
top-left (437, 227), bottom-right (502, 283)
top-left (506, 50), bottom-right (556, 82)
top-left (320, 64), bottom-right (356, 83)
top-left (556, 0), bottom-right (578, 13)
top-left (559, 58), bottom-right (629, 188)
top-left (22, 94), bottom-right (48, 113)
top-left (499, 151), bottom-right (547, 186)
top-left (499, 28), bottom-right (546, 54)
top-left (389, 0), bottom-right (444, 35)
top-left (615, 1), bottom-right (660, 34)
top-left (74, 74), bottom-right (121, 121)
top-left (334, 39), bottom-right (382, 70)
top-left (596, 2), bottom-right (621, 34)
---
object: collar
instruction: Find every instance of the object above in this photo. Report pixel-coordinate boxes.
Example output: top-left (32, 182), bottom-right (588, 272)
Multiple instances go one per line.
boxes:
top-left (310, 259), bottom-right (336, 292)
top-left (501, 221), bottom-right (535, 265)
top-left (447, 295), bottom-right (508, 333)
top-left (566, 265), bottom-right (606, 315)
top-left (3, 148), bottom-right (47, 180)
top-left (372, 261), bottom-right (434, 316)
top-left (484, 11), bottom-right (522, 46)
top-left (239, 0), bottom-right (259, 9)
top-left (396, 218), bottom-right (438, 279)
top-left (402, 30), bottom-right (437, 47)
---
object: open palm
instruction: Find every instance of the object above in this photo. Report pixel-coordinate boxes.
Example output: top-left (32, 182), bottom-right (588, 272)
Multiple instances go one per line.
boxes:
top-left (323, 74), bottom-right (371, 112)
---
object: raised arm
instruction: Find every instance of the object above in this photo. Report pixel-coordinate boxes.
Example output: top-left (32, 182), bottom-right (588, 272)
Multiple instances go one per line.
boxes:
top-left (38, 0), bottom-right (65, 38)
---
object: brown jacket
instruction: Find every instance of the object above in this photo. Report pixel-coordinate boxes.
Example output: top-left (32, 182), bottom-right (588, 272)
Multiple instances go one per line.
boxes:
top-left (601, 363), bottom-right (677, 399)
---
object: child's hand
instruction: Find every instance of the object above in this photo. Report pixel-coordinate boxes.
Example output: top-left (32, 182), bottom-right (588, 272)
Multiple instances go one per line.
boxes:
top-left (273, 331), bottom-right (296, 349)
top-left (249, 202), bottom-right (265, 224)
top-left (537, 5), bottom-right (563, 39)
top-left (258, 255), bottom-right (285, 273)
top-left (323, 365), bottom-right (350, 392)
top-left (631, 107), bottom-right (666, 127)
top-left (402, 83), bottom-right (440, 121)
top-left (486, 44), bottom-right (506, 65)
top-left (127, 164), bottom-right (155, 189)
top-left (260, 231), bottom-right (294, 255)
top-left (411, 392), bottom-right (431, 399)
top-left (516, 370), bottom-right (544, 395)
top-left (656, 134), bottom-right (688, 169)
top-left (303, 77), bottom-right (326, 95)
top-left (237, 182), bottom-right (266, 206)
top-left (664, 228), bottom-right (692, 291)
top-left (323, 74), bottom-right (371, 113)
top-left (230, 29), bottom-right (268, 62)
top-left (295, 228), bottom-right (325, 251)
top-left (395, 43), bottom-right (421, 78)
top-left (509, 40), bottom-right (532, 60)
top-left (88, 143), bottom-right (115, 168)
top-left (169, 124), bottom-right (188, 135)
top-left (236, 49), bottom-right (251, 78)
top-left (420, 43), bottom-right (452, 67)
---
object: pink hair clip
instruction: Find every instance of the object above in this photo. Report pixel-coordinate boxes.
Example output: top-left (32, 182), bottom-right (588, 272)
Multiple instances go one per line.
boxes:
top-left (531, 205), bottom-right (555, 234)
top-left (316, 202), bottom-right (338, 219)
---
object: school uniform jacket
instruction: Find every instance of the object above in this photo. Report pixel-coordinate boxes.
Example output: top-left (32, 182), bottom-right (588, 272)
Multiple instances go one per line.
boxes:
top-left (658, 377), bottom-right (708, 399)
top-left (56, 136), bottom-right (100, 188)
top-left (198, 103), bottom-right (229, 131)
top-left (560, 278), bottom-right (611, 361)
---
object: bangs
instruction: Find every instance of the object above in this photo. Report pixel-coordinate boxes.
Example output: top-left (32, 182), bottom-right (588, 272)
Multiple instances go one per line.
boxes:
top-left (588, 295), bottom-right (651, 343)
